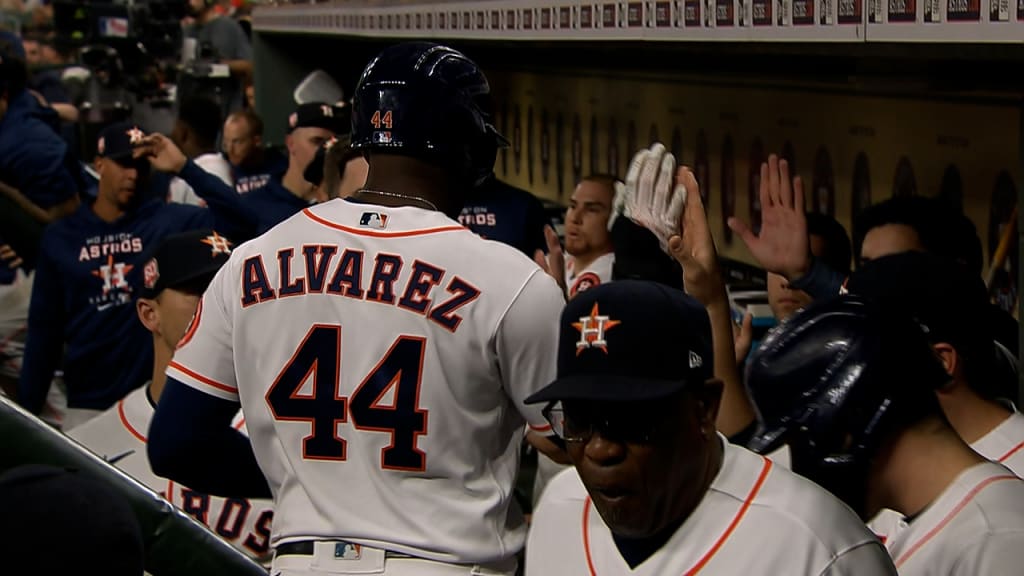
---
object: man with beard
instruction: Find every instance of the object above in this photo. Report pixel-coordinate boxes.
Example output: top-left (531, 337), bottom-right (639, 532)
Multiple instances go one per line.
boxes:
top-left (17, 121), bottom-right (257, 428)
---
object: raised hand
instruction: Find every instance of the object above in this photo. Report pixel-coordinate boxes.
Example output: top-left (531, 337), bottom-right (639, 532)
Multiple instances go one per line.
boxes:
top-left (726, 154), bottom-right (809, 280)
top-left (667, 166), bottom-right (725, 307)
top-left (533, 225), bottom-right (568, 299)
top-left (132, 132), bottom-right (187, 174)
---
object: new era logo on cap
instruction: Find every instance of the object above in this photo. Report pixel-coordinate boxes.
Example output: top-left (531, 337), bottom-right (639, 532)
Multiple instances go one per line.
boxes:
top-left (689, 350), bottom-right (703, 369)
top-left (359, 212), bottom-right (388, 229)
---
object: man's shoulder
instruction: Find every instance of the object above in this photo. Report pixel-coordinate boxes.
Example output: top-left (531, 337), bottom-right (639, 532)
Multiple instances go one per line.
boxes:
top-left (723, 444), bottom-right (877, 550)
top-left (534, 467), bottom-right (587, 522)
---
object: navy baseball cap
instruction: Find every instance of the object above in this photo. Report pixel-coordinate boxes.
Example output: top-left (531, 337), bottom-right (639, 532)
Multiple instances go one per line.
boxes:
top-left (141, 230), bottom-right (233, 299)
top-left (525, 280), bottom-right (714, 404)
top-left (287, 101), bottom-right (350, 135)
top-left (97, 121), bottom-right (148, 166)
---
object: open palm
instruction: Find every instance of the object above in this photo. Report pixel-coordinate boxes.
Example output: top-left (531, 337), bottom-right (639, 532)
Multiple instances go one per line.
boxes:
top-left (727, 154), bottom-right (809, 280)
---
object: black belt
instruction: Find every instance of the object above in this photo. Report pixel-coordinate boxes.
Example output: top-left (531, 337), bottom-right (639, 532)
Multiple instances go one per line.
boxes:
top-left (275, 541), bottom-right (414, 559)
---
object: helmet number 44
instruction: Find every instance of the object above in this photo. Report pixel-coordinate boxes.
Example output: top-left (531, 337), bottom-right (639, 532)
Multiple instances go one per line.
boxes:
top-left (371, 110), bottom-right (394, 129)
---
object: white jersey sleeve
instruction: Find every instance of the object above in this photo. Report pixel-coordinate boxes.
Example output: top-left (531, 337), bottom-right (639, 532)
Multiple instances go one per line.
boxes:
top-left (950, 533), bottom-right (1024, 576)
top-left (819, 541), bottom-right (901, 576)
top-left (167, 263), bottom-right (239, 402)
top-left (496, 269), bottom-right (564, 432)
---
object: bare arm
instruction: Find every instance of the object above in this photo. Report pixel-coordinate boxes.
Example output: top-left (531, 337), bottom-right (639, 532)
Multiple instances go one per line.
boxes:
top-left (0, 180), bottom-right (78, 224)
top-left (668, 167), bottom-right (756, 436)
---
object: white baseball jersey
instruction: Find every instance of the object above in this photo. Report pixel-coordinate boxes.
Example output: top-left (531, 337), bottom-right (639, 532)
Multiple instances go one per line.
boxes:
top-left (881, 461), bottom-right (1024, 575)
top-left (168, 153), bottom-right (234, 206)
top-left (67, 385), bottom-right (275, 563)
top-left (870, 410), bottom-right (1024, 543)
top-left (527, 436), bottom-right (896, 575)
top-left (167, 199), bottom-right (563, 564)
top-left (564, 252), bottom-right (614, 299)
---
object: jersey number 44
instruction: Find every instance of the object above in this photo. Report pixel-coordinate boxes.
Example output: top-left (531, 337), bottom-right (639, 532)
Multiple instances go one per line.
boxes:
top-left (266, 324), bottom-right (429, 472)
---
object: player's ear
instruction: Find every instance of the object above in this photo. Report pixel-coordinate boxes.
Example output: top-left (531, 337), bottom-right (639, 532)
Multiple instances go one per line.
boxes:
top-left (932, 342), bottom-right (959, 382)
top-left (693, 378), bottom-right (724, 435)
top-left (136, 297), bottom-right (160, 334)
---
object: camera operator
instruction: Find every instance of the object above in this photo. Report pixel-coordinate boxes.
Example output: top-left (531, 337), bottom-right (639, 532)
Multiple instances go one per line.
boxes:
top-left (182, 0), bottom-right (251, 114)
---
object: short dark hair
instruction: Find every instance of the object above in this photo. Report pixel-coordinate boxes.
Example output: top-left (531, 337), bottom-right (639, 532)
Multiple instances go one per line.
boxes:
top-left (806, 212), bottom-right (853, 276)
top-left (853, 195), bottom-right (983, 274)
top-left (177, 96), bottom-right (223, 150)
top-left (578, 174), bottom-right (620, 204)
top-left (227, 109), bottom-right (264, 138)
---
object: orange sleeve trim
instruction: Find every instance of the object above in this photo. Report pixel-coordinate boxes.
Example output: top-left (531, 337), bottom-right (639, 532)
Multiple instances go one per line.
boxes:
top-left (168, 360), bottom-right (238, 394)
top-left (176, 297), bottom-right (203, 350)
top-left (118, 399), bottom-right (147, 443)
top-left (303, 208), bottom-right (466, 238)
top-left (895, 474), bottom-right (1019, 568)
top-left (234, 417), bottom-right (246, 431)
top-left (998, 440), bottom-right (1024, 463)
top-left (529, 423), bottom-right (553, 432)
top-left (582, 456), bottom-right (773, 575)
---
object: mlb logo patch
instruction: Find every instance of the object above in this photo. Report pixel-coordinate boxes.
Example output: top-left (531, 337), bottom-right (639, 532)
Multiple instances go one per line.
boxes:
top-left (334, 541), bottom-right (362, 560)
top-left (372, 131), bottom-right (393, 144)
top-left (143, 259), bottom-right (159, 290)
top-left (359, 212), bottom-right (388, 229)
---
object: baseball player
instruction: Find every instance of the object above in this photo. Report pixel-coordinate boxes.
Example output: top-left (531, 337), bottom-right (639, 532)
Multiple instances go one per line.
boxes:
top-left (524, 281), bottom-right (896, 575)
top-left (747, 295), bottom-right (1024, 575)
top-left (18, 121), bottom-right (261, 428)
top-left (563, 174), bottom-right (621, 298)
top-left (223, 110), bottom-right (288, 196)
top-left (148, 42), bottom-right (564, 576)
top-left (67, 230), bottom-right (274, 564)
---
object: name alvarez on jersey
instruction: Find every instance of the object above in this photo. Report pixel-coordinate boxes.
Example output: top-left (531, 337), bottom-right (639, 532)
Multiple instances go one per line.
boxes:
top-left (239, 247), bottom-right (480, 332)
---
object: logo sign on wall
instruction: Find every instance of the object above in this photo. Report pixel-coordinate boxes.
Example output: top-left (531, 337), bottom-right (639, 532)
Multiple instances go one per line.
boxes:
top-left (671, 126), bottom-right (683, 165)
top-left (556, 112), bottom-right (565, 197)
top-left (888, 0), bottom-right (917, 22)
top-left (695, 129), bottom-right (710, 205)
top-left (892, 156), bottom-right (917, 197)
top-left (852, 152), bottom-right (872, 220)
top-left (721, 135), bottom-right (736, 244)
top-left (781, 140), bottom-right (797, 179)
top-left (513, 104), bottom-right (522, 175)
top-left (939, 164), bottom-right (964, 214)
top-left (626, 120), bottom-right (637, 169)
top-left (749, 138), bottom-right (764, 234)
top-left (573, 114), bottom-right (583, 185)
top-left (608, 117), bottom-right (619, 176)
top-left (812, 146), bottom-right (835, 217)
top-left (947, 0), bottom-right (981, 20)
top-left (527, 105), bottom-right (535, 186)
top-left (988, 172), bottom-right (1018, 314)
top-left (838, 0), bottom-right (863, 22)
top-left (590, 115), bottom-right (600, 176)
top-left (541, 109), bottom-right (551, 184)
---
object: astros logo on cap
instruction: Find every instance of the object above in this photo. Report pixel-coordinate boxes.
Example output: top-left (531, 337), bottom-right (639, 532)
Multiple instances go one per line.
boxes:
top-left (573, 303), bottom-right (620, 355)
top-left (201, 231), bottom-right (233, 256)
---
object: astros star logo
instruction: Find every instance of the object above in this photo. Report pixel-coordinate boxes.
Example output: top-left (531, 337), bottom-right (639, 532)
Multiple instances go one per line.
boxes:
top-left (572, 303), bottom-right (620, 355)
top-left (201, 231), bottom-right (233, 256)
top-left (126, 126), bottom-right (145, 145)
top-left (92, 254), bottom-right (134, 295)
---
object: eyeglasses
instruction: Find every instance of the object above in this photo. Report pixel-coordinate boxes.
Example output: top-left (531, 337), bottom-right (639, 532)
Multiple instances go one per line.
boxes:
top-left (542, 401), bottom-right (665, 445)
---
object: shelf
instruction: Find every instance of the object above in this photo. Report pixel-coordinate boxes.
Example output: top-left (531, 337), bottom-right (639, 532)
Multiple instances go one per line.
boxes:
top-left (251, 0), bottom-right (1024, 43)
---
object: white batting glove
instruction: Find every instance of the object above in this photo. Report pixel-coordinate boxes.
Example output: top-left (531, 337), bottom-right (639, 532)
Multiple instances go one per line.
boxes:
top-left (623, 142), bottom-right (687, 253)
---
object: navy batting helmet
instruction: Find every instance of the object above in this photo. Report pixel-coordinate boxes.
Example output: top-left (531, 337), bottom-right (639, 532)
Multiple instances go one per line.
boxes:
top-left (350, 42), bottom-right (508, 188)
top-left (745, 295), bottom-right (949, 518)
